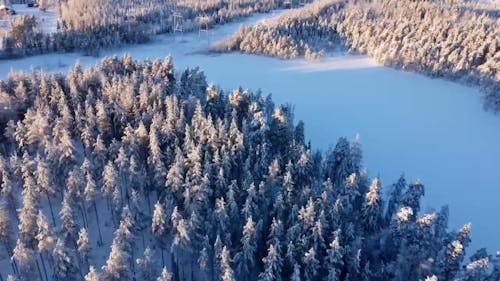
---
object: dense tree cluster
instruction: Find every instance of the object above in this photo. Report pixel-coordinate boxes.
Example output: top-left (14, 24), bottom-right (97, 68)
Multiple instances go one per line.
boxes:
top-left (0, 0), bottom-right (308, 58)
top-left (213, 0), bottom-right (343, 59)
top-left (215, 0), bottom-right (500, 110)
top-left (0, 55), bottom-right (496, 281)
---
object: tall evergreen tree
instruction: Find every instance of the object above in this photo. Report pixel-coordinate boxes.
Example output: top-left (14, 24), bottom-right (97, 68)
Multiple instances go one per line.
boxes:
top-left (235, 217), bottom-right (258, 279)
top-left (52, 238), bottom-right (80, 281)
top-left (259, 244), bottom-right (283, 281)
top-left (136, 247), bottom-right (157, 281)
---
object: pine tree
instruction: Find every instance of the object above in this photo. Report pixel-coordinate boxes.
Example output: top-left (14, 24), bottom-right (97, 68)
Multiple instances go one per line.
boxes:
top-left (36, 211), bottom-right (55, 253)
top-left (242, 183), bottom-right (258, 220)
top-left (325, 230), bottom-right (343, 281)
top-left (12, 239), bottom-right (38, 281)
top-left (235, 217), bottom-right (258, 279)
top-left (385, 175), bottom-right (406, 223)
top-left (102, 207), bottom-right (135, 281)
top-left (77, 228), bottom-right (91, 265)
top-left (96, 100), bottom-right (111, 139)
top-left (302, 247), bottom-right (319, 281)
top-left (0, 166), bottom-right (17, 223)
top-left (36, 211), bottom-right (54, 281)
top-left (18, 172), bottom-right (39, 249)
top-left (52, 238), bottom-right (79, 281)
top-left (220, 246), bottom-right (235, 281)
top-left (136, 247), bottom-right (157, 281)
top-left (401, 181), bottom-right (425, 216)
top-left (165, 148), bottom-right (184, 197)
top-left (258, 244), bottom-right (282, 281)
top-left (0, 203), bottom-right (15, 261)
top-left (60, 193), bottom-right (77, 240)
top-left (36, 158), bottom-right (57, 226)
top-left (290, 263), bottom-right (301, 281)
top-left (152, 201), bottom-right (168, 241)
top-left (102, 234), bottom-right (132, 281)
top-left (362, 178), bottom-right (383, 235)
top-left (171, 214), bottom-right (191, 279)
top-left (84, 170), bottom-right (103, 246)
top-left (198, 235), bottom-right (211, 280)
top-left (214, 198), bottom-right (231, 247)
top-left (327, 137), bottom-right (352, 188)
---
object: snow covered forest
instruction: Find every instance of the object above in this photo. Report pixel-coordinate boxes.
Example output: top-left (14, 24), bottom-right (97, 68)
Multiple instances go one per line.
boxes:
top-left (214, 0), bottom-right (500, 110)
top-left (0, 0), bottom-right (301, 57)
top-left (0, 55), bottom-right (497, 281)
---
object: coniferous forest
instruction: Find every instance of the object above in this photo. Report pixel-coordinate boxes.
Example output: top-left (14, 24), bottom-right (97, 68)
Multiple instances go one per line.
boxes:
top-left (0, 0), bottom-right (294, 57)
top-left (0, 55), bottom-right (497, 281)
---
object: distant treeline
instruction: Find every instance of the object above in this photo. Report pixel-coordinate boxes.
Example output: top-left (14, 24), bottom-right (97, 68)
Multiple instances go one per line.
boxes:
top-left (0, 0), bottom-right (311, 58)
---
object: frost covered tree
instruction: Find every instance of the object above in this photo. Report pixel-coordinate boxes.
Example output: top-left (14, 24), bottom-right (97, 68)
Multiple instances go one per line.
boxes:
top-left (102, 234), bottom-right (132, 281)
top-left (220, 246), bottom-right (235, 281)
top-left (258, 244), bottom-right (282, 281)
top-left (83, 169), bottom-right (103, 246)
top-left (302, 247), bottom-right (319, 281)
top-left (35, 158), bottom-right (57, 226)
top-left (0, 203), bottom-right (15, 266)
top-left (36, 211), bottom-right (54, 281)
top-left (18, 172), bottom-right (40, 249)
top-left (362, 178), bottom-right (383, 235)
top-left (152, 201), bottom-right (168, 266)
top-left (235, 216), bottom-right (258, 279)
top-left (60, 193), bottom-right (77, 241)
top-left (52, 238), bottom-right (80, 281)
top-left (136, 247), bottom-right (157, 281)
top-left (102, 207), bottom-right (135, 281)
top-left (77, 228), bottom-right (91, 266)
top-left (12, 239), bottom-right (39, 281)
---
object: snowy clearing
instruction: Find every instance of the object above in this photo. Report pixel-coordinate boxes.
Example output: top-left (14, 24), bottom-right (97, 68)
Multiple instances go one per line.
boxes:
top-left (0, 4), bottom-right (58, 33)
top-left (0, 10), bottom-right (499, 255)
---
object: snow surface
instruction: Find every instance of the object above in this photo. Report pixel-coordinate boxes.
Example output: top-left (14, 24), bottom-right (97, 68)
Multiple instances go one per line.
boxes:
top-left (0, 10), bottom-right (499, 255)
top-left (0, 4), bottom-right (58, 34)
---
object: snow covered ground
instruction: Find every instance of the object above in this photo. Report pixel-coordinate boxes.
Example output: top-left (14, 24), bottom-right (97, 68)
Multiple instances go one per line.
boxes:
top-left (0, 10), bottom-right (499, 255)
top-left (0, 4), bottom-right (58, 33)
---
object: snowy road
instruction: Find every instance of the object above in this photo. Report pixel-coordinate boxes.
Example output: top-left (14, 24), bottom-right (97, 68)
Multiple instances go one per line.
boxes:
top-left (0, 11), bottom-right (499, 254)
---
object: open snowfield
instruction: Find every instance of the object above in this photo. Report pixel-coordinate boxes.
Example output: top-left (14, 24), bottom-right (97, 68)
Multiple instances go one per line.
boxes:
top-left (0, 10), bottom-right (499, 255)
top-left (0, 4), bottom-right (58, 33)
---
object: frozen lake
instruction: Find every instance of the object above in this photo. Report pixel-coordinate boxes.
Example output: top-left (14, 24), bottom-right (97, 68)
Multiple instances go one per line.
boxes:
top-left (1, 11), bottom-right (499, 254)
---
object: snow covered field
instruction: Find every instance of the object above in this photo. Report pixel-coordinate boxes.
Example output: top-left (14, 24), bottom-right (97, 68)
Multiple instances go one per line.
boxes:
top-left (0, 4), bottom-right (58, 33)
top-left (0, 10), bottom-right (499, 255)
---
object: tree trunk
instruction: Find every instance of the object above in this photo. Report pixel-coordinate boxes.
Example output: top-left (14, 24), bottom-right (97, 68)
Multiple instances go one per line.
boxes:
top-left (36, 259), bottom-right (44, 281)
top-left (147, 192), bottom-right (152, 215)
top-left (80, 204), bottom-right (88, 229)
top-left (141, 232), bottom-right (145, 251)
top-left (161, 249), bottom-right (164, 268)
top-left (93, 202), bottom-right (104, 246)
top-left (39, 253), bottom-right (49, 281)
top-left (46, 191), bottom-right (56, 227)
top-left (6, 244), bottom-right (18, 275)
top-left (10, 261), bottom-right (17, 276)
